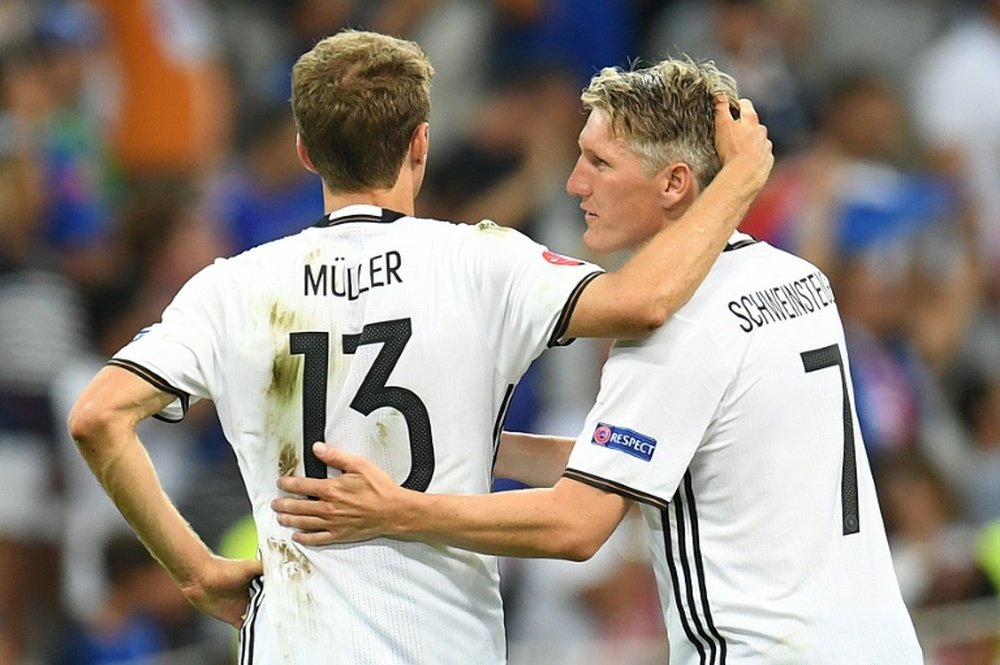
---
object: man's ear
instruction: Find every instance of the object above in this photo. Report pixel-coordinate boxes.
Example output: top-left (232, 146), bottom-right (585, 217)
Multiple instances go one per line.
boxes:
top-left (296, 133), bottom-right (318, 174)
top-left (410, 122), bottom-right (429, 165)
top-left (657, 162), bottom-right (696, 209)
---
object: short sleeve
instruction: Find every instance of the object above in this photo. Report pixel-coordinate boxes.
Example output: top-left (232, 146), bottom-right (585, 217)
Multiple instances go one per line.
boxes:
top-left (563, 316), bottom-right (732, 507)
top-left (463, 221), bottom-right (603, 380)
top-left (110, 261), bottom-right (227, 422)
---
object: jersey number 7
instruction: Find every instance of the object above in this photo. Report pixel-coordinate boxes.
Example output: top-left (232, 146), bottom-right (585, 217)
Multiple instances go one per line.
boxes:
top-left (289, 318), bottom-right (435, 491)
top-left (801, 343), bottom-right (860, 535)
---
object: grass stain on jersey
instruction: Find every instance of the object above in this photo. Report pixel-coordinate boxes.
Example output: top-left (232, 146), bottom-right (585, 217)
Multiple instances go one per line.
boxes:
top-left (266, 302), bottom-right (305, 404)
top-left (374, 419), bottom-right (391, 446)
top-left (267, 537), bottom-right (314, 582)
top-left (278, 440), bottom-right (299, 476)
top-left (475, 220), bottom-right (513, 235)
top-left (265, 300), bottom-right (307, 475)
top-left (268, 352), bottom-right (302, 404)
top-left (269, 301), bottom-right (301, 330)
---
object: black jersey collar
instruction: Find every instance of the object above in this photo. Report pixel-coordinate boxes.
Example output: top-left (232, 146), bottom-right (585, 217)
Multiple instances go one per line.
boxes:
top-left (724, 231), bottom-right (758, 251)
top-left (313, 204), bottom-right (407, 228)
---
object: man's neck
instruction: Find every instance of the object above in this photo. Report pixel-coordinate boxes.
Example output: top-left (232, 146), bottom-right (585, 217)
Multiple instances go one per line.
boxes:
top-left (322, 184), bottom-right (415, 217)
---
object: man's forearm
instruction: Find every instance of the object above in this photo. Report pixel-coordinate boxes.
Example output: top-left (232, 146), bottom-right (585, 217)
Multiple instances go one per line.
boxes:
top-left (389, 480), bottom-right (628, 561)
top-left (493, 432), bottom-right (574, 487)
top-left (74, 423), bottom-right (213, 588)
top-left (275, 444), bottom-right (630, 555)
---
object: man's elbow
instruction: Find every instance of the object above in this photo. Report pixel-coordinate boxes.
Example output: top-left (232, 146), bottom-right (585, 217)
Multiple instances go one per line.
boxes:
top-left (618, 298), bottom-right (672, 337)
top-left (553, 525), bottom-right (608, 562)
top-left (67, 399), bottom-right (116, 452)
top-left (638, 300), bottom-right (672, 332)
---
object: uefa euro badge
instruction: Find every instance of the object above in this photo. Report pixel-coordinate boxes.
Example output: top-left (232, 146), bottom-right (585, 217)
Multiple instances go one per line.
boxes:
top-left (591, 422), bottom-right (657, 462)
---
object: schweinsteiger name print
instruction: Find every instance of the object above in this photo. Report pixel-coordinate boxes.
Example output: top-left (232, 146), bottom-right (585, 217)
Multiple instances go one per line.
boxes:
top-left (727, 270), bottom-right (835, 332)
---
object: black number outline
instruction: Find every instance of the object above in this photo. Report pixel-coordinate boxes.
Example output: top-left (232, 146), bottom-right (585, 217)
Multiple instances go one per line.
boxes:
top-left (289, 319), bottom-right (435, 491)
top-left (343, 319), bottom-right (434, 491)
top-left (290, 331), bottom-right (329, 479)
top-left (801, 343), bottom-right (860, 535)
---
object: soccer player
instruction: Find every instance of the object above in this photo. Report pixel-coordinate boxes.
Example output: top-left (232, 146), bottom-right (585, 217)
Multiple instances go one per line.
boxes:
top-left (273, 58), bottom-right (924, 663)
top-left (67, 32), bottom-right (772, 664)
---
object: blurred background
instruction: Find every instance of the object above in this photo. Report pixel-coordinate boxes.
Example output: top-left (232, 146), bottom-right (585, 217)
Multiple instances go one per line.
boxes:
top-left (0, 0), bottom-right (999, 663)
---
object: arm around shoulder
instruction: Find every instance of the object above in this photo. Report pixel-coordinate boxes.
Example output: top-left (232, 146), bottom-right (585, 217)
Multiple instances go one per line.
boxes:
top-left (392, 476), bottom-right (631, 561)
top-left (274, 444), bottom-right (631, 561)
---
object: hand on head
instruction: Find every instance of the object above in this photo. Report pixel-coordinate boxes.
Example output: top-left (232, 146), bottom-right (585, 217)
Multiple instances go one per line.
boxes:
top-left (714, 97), bottom-right (773, 194)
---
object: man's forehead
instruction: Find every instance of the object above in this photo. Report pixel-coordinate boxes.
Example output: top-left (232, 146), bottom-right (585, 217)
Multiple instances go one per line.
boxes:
top-left (578, 110), bottom-right (631, 153)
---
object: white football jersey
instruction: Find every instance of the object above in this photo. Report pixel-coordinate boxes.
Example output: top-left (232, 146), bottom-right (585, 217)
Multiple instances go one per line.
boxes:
top-left (564, 233), bottom-right (922, 664)
top-left (112, 204), bottom-right (602, 665)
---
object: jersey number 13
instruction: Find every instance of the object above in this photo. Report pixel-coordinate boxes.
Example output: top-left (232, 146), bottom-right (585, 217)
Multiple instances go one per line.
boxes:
top-left (289, 318), bottom-right (435, 491)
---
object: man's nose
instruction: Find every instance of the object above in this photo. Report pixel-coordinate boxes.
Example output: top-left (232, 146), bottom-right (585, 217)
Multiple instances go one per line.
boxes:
top-left (566, 159), bottom-right (589, 197)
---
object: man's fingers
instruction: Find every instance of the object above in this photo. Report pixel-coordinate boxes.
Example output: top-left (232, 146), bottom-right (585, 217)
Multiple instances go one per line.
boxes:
top-left (276, 513), bottom-right (329, 531)
top-left (292, 531), bottom-right (339, 547)
top-left (737, 98), bottom-right (758, 122)
top-left (272, 496), bottom-right (327, 515)
top-left (311, 442), bottom-right (365, 471)
top-left (276, 475), bottom-right (330, 496)
top-left (244, 559), bottom-right (264, 578)
top-left (714, 95), bottom-right (740, 120)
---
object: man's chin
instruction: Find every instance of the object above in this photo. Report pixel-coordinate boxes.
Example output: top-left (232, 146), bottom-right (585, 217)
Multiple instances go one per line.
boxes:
top-left (583, 230), bottom-right (622, 255)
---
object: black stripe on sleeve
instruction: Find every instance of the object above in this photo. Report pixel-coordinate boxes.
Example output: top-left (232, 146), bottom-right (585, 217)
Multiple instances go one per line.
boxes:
top-left (105, 358), bottom-right (190, 423)
top-left (547, 270), bottom-right (605, 348)
top-left (562, 468), bottom-right (669, 510)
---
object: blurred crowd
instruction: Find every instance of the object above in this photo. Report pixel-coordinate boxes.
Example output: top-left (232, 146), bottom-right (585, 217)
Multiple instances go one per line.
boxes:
top-left (0, 0), bottom-right (998, 663)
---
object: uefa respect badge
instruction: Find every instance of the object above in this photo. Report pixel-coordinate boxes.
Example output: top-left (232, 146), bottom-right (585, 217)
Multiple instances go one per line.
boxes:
top-left (591, 422), bottom-right (657, 462)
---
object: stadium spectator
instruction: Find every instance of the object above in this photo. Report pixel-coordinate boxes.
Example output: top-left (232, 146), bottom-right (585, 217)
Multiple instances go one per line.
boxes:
top-left (213, 105), bottom-right (323, 254)
top-left (912, 0), bottom-right (1000, 285)
top-left (0, 43), bottom-right (88, 664)
top-left (56, 531), bottom-right (195, 665)
top-left (93, 0), bottom-right (231, 178)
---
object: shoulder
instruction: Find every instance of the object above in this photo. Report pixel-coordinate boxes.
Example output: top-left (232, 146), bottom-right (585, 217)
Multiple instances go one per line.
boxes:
top-left (667, 240), bottom-right (829, 338)
top-left (452, 218), bottom-right (536, 245)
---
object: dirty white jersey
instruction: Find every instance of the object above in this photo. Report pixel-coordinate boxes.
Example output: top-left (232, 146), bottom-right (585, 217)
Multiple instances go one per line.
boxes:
top-left (565, 233), bottom-right (922, 664)
top-left (112, 205), bottom-right (602, 665)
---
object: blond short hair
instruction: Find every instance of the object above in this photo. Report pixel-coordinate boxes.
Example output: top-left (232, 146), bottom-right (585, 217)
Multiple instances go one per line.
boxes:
top-left (581, 58), bottom-right (738, 187)
top-left (291, 30), bottom-right (434, 193)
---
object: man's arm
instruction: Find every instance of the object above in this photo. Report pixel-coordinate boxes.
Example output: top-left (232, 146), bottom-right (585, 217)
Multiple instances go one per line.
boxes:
top-left (564, 98), bottom-right (773, 338)
top-left (274, 443), bottom-right (630, 560)
top-left (493, 431), bottom-right (574, 487)
top-left (68, 366), bottom-right (261, 627)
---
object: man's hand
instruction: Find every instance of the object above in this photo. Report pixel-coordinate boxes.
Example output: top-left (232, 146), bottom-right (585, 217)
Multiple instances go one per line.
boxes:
top-left (178, 556), bottom-right (262, 628)
top-left (714, 97), bottom-right (773, 195)
top-left (273, 443), bottom-right (405, 546)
